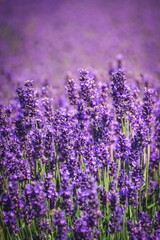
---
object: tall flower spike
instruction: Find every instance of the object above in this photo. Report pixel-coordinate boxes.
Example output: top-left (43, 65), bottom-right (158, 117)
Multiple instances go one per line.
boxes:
top-left (142, 87), bottom-right (154, 131)
top-left (65, 72), bottom-right (79, 106)
top-left (16, 80), bottom-right (37, 117)
top-left (111, 69), bottom-right (134, 125)
top-left (154, 102), bottom-right (160, 149)
top-left (52, 209), bottom-right (68, 240)
top-left (79, 69), bottom-right (98, 107)
top-left (42, 97), bottom-right (54, 124)
top-left (23, 182), bottom-right (47, 224)
top-left (1, 180), bottom-right (20, 235)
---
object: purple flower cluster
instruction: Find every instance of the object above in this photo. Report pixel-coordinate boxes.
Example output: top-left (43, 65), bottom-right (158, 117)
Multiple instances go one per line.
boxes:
top-left (52, 209), bottom-right (68, 240)
top-left (23, 182), bottom-right (47, 224)
top-left (0, 66), bottom-right (159, 239)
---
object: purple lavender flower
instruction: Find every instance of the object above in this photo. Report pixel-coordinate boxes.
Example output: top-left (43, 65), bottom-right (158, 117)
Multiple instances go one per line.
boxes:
top-left (15, 114), bottom-right (32, 142)
top-left (109, 161), bottom-right (118, 178)
top-left (119, 186), bottom-right (128, 207)
top-left (108, 206), bottom-right (124, 233)
top-left (95, 142), bottom-right (110, 167)
top-left (118, 170), bottom-right (129, 189)
top-left (53, 108), bottom-right (77, 164)
top-left (98, 82), bottom-right (109, 105)
top-left (109, 180), bottom-right (116, 192)
top-left (154, 103), bottom-right (160, 149)
top-left (127, 180), bottom-right (138, 207)
top-left (79, 69), bottom-right (98, 108)
top-left (42, 96), bottom-right (54, 125)
top-left (99, 186), bottom-right (108, 205)
top-left (2, 211), bottom-right (19, 236)
top-left (76, 100), bottom-right (88, 129)
top-left (108, 192), bottom-right (118, 212)
top-left (74, 171), bottom-right (102, 236)
top-left (73, 215), bottom-right (93, 240)
top-left (141, 88), bottom-right (154, 131)
top-left (0, 105), bottom-right (12, 173)
top-left (131, 165), bottom-right (144, 188)
top-left (127, 211), bottom-right (153, 240)
top-left (43, 128), bottom-right (54, 162)
top-left (115, 132), bottom-right (130, 166)
top-left (31, 127), bottom-right (43, 160)
top-left (110, 69), bottom-right (134, 124)
top-left (23, 182), bottom-right (47, 224)
top-left (65, 72), bottom-right (79, 106)
top-left (38, 218), bottom-right (51, 237)
top-left (1, 180), bottom-right (20, 235)
top-left (129, 119), bottom-right (147, 167)
top-left (153, 211), bottom-right (160, 239)
top-left (44, 173), bottom-right (57, 209)
top-left (52, 209), bottom-right (68, 240)
top-left (16, 80), bottom-right (37, 117)
top-left (59, 167), bottom-right (75, 216)
top-left (3, 152), bottom-right (31, 181)
top-left (0, 105), bottom-right (12, 139)
top-left (90, 104), bottom-right (112, 144)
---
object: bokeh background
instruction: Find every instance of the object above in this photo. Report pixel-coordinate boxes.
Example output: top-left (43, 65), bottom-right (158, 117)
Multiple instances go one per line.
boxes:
top-left (0, 0), bottom-right (160, 99)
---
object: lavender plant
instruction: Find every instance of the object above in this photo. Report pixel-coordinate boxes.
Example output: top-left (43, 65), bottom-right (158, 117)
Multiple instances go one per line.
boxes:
top-left (0, 67), bottom-right (159, 240)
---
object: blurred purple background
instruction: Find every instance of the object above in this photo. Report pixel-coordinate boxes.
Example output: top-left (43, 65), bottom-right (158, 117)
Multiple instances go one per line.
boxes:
top-left (0, 0), bottom-right (160, 99)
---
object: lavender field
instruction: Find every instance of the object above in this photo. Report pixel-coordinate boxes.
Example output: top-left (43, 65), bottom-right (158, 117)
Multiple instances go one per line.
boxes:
top-left (0, 0), bottom-right (160, 240)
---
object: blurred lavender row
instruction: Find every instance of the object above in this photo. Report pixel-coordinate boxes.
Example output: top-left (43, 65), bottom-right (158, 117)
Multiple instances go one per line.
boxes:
top-left (0, 0), bottom-right (160, 100)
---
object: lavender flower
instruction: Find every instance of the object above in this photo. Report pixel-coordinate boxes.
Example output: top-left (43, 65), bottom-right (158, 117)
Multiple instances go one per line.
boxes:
top-left (127, 211), bottom-right (153, 240)
top-left (115, 132), bottom-right (130, 166)
top-left (65, 72), bottom-right (79, 106)
top-left (15, 114), bottom-right (32, 142)
top-left (108, 206), bottom-right (124, 233)
top-left (79, 69), bottom-right (98, 107)
top-left (52, 209), bottom-right (68, 240)
top-left (16, 80), bottom-right (37, 117)
top-left (141, 88), bottom-right (154, 130)
top-left (38, 218), bottom-right (51, 237)
top-left (73, 215), bottom-right (93, 240)
top-left (3, 152), bottom-right (31, 181)
top-left (42, 96), bottom-right (54, 125)
top-left (154, 103), bottom-right (160, 149)
top-left (23, 182), bottom-right (47, 224)
top-left (127, 180), bottom-right (138, 207)
top-left (1, 181), bottom-right (20, 235)
top-left (44, 173), bottom-right (57, 208)
top-left (111, 69), bottom-right (134, 124)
